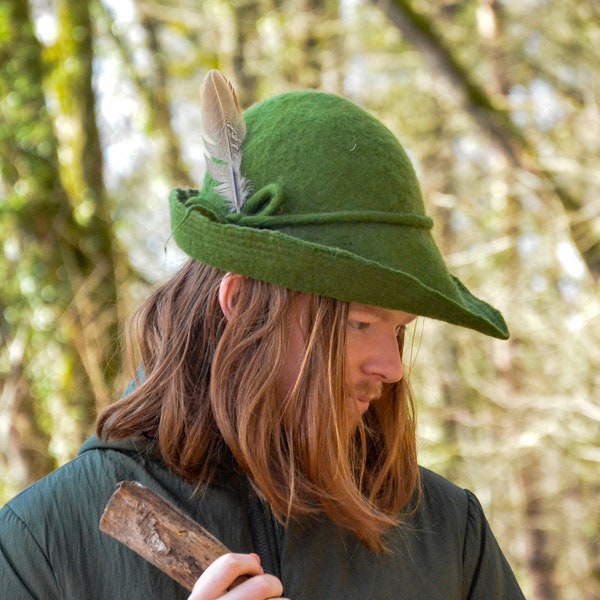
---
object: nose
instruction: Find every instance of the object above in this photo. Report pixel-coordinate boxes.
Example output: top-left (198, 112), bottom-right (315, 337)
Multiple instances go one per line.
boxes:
top-left (363, 335), bottom-right (404, 383)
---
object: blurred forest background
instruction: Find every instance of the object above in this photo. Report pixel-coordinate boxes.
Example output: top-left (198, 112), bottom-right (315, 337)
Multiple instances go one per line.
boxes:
top-left (1, 0), bottom-right (599, 597)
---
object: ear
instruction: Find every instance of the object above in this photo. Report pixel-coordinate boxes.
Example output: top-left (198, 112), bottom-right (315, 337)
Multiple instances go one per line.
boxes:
top-left (218, 273), bottom-right (243, 321)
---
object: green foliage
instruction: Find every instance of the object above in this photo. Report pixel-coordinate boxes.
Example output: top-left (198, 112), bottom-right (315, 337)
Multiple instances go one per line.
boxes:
top-left (0, 0), bottom-right (126, 500)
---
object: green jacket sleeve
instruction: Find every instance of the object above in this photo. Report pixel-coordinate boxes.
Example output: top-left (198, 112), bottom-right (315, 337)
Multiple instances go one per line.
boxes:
top-left (0, 506), bottom-right (58, 599)
top-left (0, 445), bottom-right (195, 600)
top-left (462, 490), bottom-right (525, 599)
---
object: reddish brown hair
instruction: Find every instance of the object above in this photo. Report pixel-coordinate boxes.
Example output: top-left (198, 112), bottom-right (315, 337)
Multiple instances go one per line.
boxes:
top-left (97, 260), bottom-right (420, 552)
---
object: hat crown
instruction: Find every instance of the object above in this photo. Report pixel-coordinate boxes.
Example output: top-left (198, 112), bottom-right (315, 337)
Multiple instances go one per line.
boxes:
top-left (239, 91), bottom-right (425, 218)
top-left (171, 83), bottom-right (509, 340)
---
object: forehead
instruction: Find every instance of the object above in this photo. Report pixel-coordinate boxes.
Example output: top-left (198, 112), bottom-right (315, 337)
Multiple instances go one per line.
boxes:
top-left (348, 303), bottom-right (417, 325)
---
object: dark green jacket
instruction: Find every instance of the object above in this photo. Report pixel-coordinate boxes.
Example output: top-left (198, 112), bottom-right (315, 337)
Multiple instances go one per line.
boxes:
top-left (0, 436), bottom-right (525, 599)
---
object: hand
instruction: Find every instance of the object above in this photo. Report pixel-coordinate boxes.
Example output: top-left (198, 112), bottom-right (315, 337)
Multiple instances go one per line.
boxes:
top-left (187, 553), bottom-right (288, 600)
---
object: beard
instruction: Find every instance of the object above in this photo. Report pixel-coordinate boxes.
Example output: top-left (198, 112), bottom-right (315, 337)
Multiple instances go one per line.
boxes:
top-left (347, 380), bottom-right (384, 421)
top-left (352, 380), bottom-right (383, 402)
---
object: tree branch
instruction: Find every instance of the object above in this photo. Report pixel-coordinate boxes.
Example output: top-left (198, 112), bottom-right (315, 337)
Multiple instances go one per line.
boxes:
top-left (373, 0), bottom-right (600, 279)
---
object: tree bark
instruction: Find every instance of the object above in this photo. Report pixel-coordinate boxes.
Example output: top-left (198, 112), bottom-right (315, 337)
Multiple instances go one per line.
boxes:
top-left (100, 482), bottom-right (248, 591)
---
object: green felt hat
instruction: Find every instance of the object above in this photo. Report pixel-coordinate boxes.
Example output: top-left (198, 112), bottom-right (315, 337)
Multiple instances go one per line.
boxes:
top-left (169, 85), bottom-right (508, 339)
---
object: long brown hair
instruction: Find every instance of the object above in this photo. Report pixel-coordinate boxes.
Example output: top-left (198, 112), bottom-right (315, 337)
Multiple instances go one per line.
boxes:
top-left (97, 260), bottom-right (420, 552)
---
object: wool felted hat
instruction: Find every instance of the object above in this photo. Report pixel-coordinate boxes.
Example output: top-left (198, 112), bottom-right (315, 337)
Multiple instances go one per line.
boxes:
top-left (169, 71), bottom-right (508, 339)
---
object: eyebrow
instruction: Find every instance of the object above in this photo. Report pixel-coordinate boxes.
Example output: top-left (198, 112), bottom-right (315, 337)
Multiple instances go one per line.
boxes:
top-left (349, 304), bottom-right (416, 324)
top-left (350, 304), bottom-right (387, 317)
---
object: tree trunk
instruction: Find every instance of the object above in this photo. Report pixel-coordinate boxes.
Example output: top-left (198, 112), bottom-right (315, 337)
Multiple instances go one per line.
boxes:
top-left (139, 13), bottom-right (191, 184)
top-left (520, 455), bottom-right (558, 600)
top-left (231, 0), bottom-right (261, 107)
top-left (0, 0), bottom-right (126, 496)
top-left (57, 0), bottom-right (123, 413)
top-left (0, 0), bottom-right (72, 491)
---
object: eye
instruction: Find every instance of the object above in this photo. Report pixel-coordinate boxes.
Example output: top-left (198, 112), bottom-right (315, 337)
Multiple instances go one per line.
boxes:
top-left (348, 320), bottom-right (370, 331)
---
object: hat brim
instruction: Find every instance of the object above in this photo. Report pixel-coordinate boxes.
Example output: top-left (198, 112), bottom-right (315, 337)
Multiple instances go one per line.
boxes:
top-left (170, 192), bottom-right (509, 340)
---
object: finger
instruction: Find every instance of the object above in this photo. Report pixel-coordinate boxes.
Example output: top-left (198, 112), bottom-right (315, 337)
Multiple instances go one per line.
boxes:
top-left (188, 553), bottom-right (269, 599)
top-left (219, 573), bottom-right (284, 600)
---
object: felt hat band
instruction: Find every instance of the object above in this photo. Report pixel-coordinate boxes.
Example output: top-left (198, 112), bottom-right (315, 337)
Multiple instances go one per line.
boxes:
top-left (174, 185), bottom-right (434, 229)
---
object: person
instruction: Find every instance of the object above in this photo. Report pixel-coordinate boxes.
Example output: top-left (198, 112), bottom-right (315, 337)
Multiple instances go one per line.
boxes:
top-left (0, 70), bottom-right (525, 599)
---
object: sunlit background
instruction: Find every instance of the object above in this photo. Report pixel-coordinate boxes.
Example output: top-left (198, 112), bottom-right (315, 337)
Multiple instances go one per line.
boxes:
top-left (1, 1), bottom-right (599, 598)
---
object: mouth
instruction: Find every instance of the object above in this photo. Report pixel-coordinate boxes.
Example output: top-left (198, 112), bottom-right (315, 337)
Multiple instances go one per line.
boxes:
top-left (350, 382), bottom-right (382, 415)
top-left (355, 396), bottom-right (375, 414)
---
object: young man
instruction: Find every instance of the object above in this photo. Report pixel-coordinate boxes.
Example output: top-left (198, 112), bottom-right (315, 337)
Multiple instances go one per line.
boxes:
top-left (0, 72), bottom-right (525, 599)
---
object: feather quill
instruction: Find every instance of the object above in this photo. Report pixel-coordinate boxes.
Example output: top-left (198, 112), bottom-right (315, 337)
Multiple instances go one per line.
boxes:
top-left (201, 70), bottom-right (249, 212)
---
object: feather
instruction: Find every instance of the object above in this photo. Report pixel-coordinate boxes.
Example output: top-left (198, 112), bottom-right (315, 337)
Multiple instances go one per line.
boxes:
top-left (201, 70), bottom-right (249, 212)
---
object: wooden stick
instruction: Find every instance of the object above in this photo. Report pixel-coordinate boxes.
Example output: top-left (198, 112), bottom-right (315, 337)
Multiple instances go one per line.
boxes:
top-left (99, 480), bottom-right (249, 592)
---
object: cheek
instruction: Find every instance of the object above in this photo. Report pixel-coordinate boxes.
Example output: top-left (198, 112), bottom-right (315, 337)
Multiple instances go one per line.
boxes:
top-left (279, 325), bottom-right (307, 397)
top-left (344, 335), bottom-right (364, 379)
